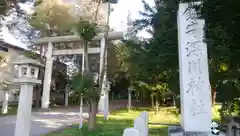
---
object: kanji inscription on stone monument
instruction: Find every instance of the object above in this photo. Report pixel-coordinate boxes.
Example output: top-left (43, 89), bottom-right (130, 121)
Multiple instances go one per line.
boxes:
top-left (178, 2), bottom-right (212, 132)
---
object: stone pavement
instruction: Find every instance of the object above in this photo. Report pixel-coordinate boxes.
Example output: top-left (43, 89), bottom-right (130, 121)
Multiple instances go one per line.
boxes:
top-left (0, 106), bottom-right (88, 136)
top-left (0, 104), bottom-right (126, 136)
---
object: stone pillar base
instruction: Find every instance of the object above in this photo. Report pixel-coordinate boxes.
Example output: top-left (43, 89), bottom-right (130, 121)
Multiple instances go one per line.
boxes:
top-left (168, 126), bottom-right (226, 136)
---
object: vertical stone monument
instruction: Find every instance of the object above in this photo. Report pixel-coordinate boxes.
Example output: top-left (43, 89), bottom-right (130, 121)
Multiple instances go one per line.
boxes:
top-left (177, 1), bottom-right (212, 134)
top-left (140, 112), bottom-right (149, 136)
top-left (12, 55), bottom-right (43, 136)
top-left (134, 116), bottom-right (147, 136)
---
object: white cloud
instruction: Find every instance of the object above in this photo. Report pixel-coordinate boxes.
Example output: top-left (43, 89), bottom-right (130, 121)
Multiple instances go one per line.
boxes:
top-left (110, 0), bottom-right (155, 38)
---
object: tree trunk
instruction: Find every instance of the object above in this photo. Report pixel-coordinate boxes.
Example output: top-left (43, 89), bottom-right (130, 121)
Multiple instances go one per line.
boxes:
top-left (211, 87), bottom-right (216, 107)
top-left (173, 95), bottom-right (176, 107)
top-left (88, 100), bottom-right (92, 116)
top-left (88, 99), bottom-right (97, 131)
top-left (35, 85), bottom-right (41, 109)
top-left (83, 42), bottom-right (89, 72)
top-left (86, 0), bottom-right (111, 132)
top-left (155, 95), bottom-right (159, 114)
top-left (151, 94), bottom-right (154, 107)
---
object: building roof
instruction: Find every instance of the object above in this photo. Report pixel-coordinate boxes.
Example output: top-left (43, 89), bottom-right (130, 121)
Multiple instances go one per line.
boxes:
top-left (0, 41), bottom-right (66, 67)
top-left (0, 40), bottom-right (26, 52)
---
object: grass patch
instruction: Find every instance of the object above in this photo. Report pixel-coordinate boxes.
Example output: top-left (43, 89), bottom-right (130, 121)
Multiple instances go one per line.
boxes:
top-left (44, 106), bottom-right (221, 136)
top-left (44, 107), bottom-right (180, 136)
top-left (0, 106), bottom-right (18, 116)
top-left (212, 104), bottom-right (221, 122)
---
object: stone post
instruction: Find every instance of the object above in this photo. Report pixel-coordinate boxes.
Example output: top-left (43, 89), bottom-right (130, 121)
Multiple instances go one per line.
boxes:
top-left (82, 51), bottom-right (85, 74)
top-left (128, 89), bottom-right (132, 112)
top-left (1, 90), bottom-right (8, 114)
top-left (98, 37), bottom-right (108, 114)
top-left (65, 84), bottom-right (69, 107)
top-left (41, 42), bottom-right (53, 109)
top-left (79, 93), bottom-right (83, 129)
top-left (14, 84), bottom-right (34, 136)
top-left (79, 52), bottom-right (85, 129)
top-left (227, 119), bottom-right (240, 136)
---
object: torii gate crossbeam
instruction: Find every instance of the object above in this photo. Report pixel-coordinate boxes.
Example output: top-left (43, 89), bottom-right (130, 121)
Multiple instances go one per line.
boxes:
top-left (34, 31), bottom-right (123, 113)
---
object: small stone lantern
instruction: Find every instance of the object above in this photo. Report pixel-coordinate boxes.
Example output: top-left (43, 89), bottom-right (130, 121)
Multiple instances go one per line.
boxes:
top-left (12, 55), bottom-right (43, 84)
top-left (12, 55), bottom-right (44, 136)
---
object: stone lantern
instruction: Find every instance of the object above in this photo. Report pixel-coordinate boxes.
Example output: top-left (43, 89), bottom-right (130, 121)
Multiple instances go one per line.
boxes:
top-left (12, 55), bottom-right (44, 136)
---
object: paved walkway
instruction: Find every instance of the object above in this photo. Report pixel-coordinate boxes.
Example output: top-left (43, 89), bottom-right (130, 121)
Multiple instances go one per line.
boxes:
top-left (0, 104), bottom-right (126, 136)
top-left (0, 106), bottom-right (88, 136)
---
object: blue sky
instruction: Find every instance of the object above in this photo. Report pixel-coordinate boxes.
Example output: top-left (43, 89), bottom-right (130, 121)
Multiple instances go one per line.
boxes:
top-left (2, 0), bottom-right (155, 48)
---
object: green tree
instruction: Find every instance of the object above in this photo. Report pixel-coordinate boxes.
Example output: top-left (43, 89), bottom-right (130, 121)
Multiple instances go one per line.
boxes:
top-left (75, 20), bottom-right (99, 131)
top-left (183, 0), bottom-right (240, 116)
top-left (120, 0), bottom-right (179, 106)
top-left (29, 0), bottom-right (76, 38)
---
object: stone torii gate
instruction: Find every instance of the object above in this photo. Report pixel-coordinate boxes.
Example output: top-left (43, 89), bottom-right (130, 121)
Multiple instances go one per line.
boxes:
top-left (33, 31), bottom-right (123, 112)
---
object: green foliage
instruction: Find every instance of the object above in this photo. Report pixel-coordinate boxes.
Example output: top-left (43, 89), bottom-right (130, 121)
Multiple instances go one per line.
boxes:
top-left (217, 81), bottom-right (239, 102)
top-left (130, 0), bottom-right (240, 109)
top-left (52, 70), bottom-right (68, 90)
top-left (116, 0), bottom-right (179, 104)
top-left (28, 0), bottom-right (75, 38)
top-left (74, 20), bottom-right (100, 101)
top-left (0, 1), bottom-right (8, 15)
top-left (44, 108), bottom-right (180, 136)
top-left (181, 0), bottom-right (240, 117)
top-left (75, 20), bottom-right (99, 43)
top-left (23, 51), bottom-right (44, 63)
top-left (71, 72), bottom-right (99, 99)
top-left (195, 0), bottom-right (240, 106)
